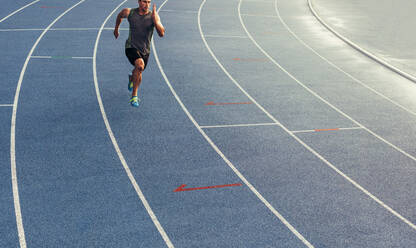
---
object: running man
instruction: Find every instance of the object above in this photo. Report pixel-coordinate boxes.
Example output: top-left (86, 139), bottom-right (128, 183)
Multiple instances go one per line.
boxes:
top-left (114, 0), bottom-right (165, 107)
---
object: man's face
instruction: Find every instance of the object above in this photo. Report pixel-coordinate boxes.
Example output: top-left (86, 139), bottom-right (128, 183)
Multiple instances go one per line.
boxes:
top-left (139, 0), bottom-right (151, 11)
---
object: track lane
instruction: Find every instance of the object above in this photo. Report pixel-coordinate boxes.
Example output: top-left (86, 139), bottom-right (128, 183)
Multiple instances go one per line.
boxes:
top-left (11, 1), bottom-right (87, 246)
top-left (11, 0), bottom-right (171, 247)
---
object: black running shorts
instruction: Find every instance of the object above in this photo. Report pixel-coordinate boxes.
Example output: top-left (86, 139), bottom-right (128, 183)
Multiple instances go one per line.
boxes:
top-left (125, 48), bottom-right (149, 69)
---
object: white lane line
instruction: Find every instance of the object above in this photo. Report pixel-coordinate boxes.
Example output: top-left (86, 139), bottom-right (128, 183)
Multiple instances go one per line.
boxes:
top-left (291, 127), bottom-right (363, 134)
top-left (308, 0), bottom-right (416, 84)
top-left (240, 0), bottom-right (416, 164)
top-left (157, 0), bottom-right (313, 246)
top-left (0, 0), bottom-right (41, 23)
top-left (0, 27), bottom-right (129, 32)
top-left (31, 56), bottom-right (52, 59)
top-left (1, 104), bottom-right (14, 107)
top-left (0, 28), bottom-right (89, 32)
top-left (31, 56), bottom-right (93, 59)
top-left (160, 9), bottom-right (198, 14)
top-left (49, 27), bottom-right (100, 31)
top-left (274, 0), bottom-right (416, 124)
top-left (239, 0), bottom-right (416, 231)
top-left (204, 34), bottom-right (248, 39)
top-left (0, 28), bottom-right (45, 32)
top-left (103, 27), bottom-right (128, 30)
top-left (196, 1), bottom-right (314, 246)
top-left (93, 1), bottom-right (174, 247)
top-left (11, 1), bottom-right (87, 247)
top-left (201, 123), bottom-right (278, 129)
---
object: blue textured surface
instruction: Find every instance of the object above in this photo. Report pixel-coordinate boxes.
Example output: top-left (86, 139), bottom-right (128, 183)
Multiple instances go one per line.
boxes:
top-left (0, 108), bottom-right (18, 247)
top-left (2, 0), bottom-right (416, 247)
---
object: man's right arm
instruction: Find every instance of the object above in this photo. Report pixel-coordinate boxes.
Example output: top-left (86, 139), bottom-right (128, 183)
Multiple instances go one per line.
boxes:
top-left (114, 8), bottom-right (130, 39)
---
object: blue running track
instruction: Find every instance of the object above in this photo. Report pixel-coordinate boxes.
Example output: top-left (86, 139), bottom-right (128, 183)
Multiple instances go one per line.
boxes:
top-left (1, 0), bottom-right (416, 247)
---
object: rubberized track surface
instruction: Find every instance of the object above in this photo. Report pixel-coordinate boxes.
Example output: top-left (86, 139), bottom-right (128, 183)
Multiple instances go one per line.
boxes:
top-left (1, 0), bottom-right (416, 247)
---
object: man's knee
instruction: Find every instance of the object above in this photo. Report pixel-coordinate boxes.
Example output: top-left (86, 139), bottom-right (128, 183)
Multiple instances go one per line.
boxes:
top-left (134, 58), bottom-right (145, 72)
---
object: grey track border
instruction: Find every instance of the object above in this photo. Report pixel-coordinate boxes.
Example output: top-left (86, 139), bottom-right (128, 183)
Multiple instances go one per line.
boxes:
top-left (308, 0), bottom-right (416, 84)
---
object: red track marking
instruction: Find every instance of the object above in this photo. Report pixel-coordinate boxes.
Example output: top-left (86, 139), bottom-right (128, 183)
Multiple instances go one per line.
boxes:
top-left (314, 128), bottom-right (340, 132)
top-left (205, 101), bottom-right (252, 106)
top-left (174, 183), bottom-right (242, 192)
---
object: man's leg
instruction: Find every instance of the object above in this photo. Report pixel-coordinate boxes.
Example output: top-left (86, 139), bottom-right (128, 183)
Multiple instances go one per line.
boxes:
top-left (131, 58), bottom-right (145, 97)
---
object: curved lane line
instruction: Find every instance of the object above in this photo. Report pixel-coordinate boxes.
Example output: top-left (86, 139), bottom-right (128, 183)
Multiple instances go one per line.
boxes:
top-left (199, 1), bottom-right (315, 246)
top-left (153, 0), bottom-right (313, 247)
top-left (11, 1), bottom-right (86, 247)
top-left (239, 1), bottom-right (416, 166)
top-left (308, 0), bottom-right (416, 84)
top-left (0, 0), bottom-right (41, 23)
top-left (92, 1), bottom-right (174, 247)
top-left (239, 0), bottom-right (416, 167)
top-left (239, 0), bottom-right (416, 231)
top-left (274, 0), bottom-right (416, 118)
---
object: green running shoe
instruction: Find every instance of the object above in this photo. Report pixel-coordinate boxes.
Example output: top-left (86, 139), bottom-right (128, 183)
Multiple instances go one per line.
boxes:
top-left (129, 96), bottom-right (140, 107)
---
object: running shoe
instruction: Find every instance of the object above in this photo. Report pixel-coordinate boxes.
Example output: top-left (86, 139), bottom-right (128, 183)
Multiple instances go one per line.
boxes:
top-left (129, 96), bottom-right (140, 107)
top-left (128, 74), bottom-right (133, 92)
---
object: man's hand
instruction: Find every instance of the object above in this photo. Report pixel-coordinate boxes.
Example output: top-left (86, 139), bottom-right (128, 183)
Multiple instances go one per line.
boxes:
top-left (151, 4), bottom-right (160, 24)
top-left (151, 4), bottom-right (165, 37)
top-left (114, 8), bottom-right (129, 39)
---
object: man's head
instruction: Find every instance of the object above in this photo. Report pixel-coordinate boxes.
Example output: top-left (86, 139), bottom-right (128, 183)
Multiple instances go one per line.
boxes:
top-left (138, 0), bottom-right (151, 12)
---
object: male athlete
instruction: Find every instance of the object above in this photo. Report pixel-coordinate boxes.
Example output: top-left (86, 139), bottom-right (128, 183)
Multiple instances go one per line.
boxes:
top-left (114, 0), bottom-right (165, 107)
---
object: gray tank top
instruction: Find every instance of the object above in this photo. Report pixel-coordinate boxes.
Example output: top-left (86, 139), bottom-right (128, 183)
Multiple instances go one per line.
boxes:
top-left (125, 8), bottom-right (154, 55)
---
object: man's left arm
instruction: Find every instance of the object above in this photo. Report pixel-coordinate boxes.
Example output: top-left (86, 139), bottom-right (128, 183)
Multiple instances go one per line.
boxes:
top-left (152, 4), bottom-right (165, 37)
